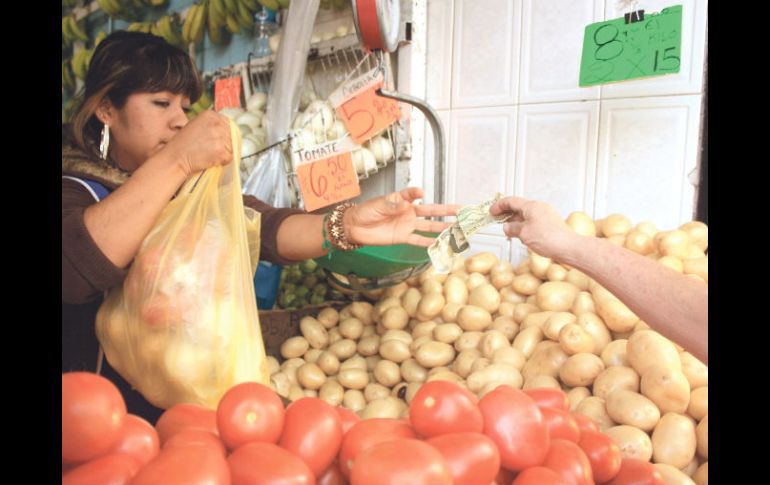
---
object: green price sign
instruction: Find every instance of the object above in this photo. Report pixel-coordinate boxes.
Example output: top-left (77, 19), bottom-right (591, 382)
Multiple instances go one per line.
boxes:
top-left (579, 5), bottom-right (682, 87)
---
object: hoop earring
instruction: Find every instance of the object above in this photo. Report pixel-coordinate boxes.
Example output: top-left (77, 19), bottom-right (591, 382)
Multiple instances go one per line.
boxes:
top-left (99, 125), bottom-right (110, 161)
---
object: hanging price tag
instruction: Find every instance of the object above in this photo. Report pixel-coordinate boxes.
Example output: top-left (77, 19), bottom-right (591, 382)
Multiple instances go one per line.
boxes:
top-left (330, 68), bottom-right (401, 145)
top-left (295, 139), bottom-right (361, 212)
top-left (336, 88), bottom-right (401, 145)
top-left (214, 76), bottom-right (242, 111)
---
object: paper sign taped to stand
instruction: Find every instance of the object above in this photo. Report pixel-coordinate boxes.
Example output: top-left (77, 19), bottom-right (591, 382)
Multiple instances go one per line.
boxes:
top-left (295, 137), bottom-right (361, 212)
top-left (330, 68), bottom-right (401, 145)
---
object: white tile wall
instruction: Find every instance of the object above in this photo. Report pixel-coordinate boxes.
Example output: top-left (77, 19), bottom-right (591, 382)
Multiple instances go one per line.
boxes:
top-left (595, 94), bottom-right (703, 229)
top-left (416, 0), bottom-right (706, 259)
top-left (451, 0), bottom-right (522, 108)
top-left (446, 106), bottom-right (517, 222)
top-left (426, 0), bottom-right (455, 110)
top-left (601, 0), bottom-right (707, 98)
top-left (515, 101), bottom-right (600, 218)
top-left (519, 0), bottom-right (604, 103)
top-left (466, 233), bottom-right (511, 262)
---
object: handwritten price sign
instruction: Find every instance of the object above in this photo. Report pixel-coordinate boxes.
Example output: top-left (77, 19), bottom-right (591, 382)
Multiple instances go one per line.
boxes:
top-left (336, 87), bottom-right (401, 145)
top-left (579, 5), bottom-right (682, 86)
top-left (296, 150), bottom-right (361, 212)
top-left (214, 76), bottom-right (242, 111)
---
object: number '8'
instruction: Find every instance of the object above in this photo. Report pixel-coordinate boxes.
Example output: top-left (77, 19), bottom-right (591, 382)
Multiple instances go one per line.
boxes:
top-left (593, 24), bottom-right (623, 61)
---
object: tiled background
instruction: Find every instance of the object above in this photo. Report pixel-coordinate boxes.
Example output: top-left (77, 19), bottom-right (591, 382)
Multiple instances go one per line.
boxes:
top-left (422, 0), bottom-right (707, 264)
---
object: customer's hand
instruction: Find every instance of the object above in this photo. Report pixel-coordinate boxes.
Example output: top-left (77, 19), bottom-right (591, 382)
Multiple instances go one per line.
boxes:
top-left (490, 196), bottom-right (577, 258)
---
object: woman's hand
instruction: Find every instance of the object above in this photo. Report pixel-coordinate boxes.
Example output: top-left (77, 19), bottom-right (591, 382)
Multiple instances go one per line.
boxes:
top-left (344, 187), bottom-right (461, 248)
top-left (489, 196), bottom-right (577, 258)
top-left (161, 110), bottom-right (234, 176)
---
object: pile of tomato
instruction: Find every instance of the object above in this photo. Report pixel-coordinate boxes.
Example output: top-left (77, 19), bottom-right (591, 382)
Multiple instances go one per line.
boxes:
top-left (62, 371), bottom-right (665, 485)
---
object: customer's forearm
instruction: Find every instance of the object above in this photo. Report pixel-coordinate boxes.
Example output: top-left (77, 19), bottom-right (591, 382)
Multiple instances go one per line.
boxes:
top-left (561, 234), bottom-right (708, 364)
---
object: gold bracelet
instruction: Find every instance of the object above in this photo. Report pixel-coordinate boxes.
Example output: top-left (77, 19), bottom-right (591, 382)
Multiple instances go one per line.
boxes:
top-left (326, 202), bottom-right (361, 251)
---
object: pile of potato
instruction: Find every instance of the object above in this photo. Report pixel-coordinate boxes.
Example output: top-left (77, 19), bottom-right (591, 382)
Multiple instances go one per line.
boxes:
top-left (267, 212), bottom-right (708, 484)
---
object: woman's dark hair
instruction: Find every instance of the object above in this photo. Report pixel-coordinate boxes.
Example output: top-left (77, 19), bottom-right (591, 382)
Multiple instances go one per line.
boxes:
top-left (69, 31), bottom-right (202, 159)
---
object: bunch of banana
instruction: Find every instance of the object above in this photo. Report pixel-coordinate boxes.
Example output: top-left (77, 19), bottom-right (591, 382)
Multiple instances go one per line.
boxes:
top-left (62, 14), bottom-right (89, 47)
top-left (207, 0), bottom-right (232, 46)
top-left (126, 21), bottom-right (152, 33)
top-left (258, 0), bottom-right (289, 11)
top-left (95, 0), bottom-right (124, 19)
top-left (219, 0), bottom-right (257, 36)
top-left (62, 59), bottom-right (76, 96)
top-left (187, 90), bottom-right (214, 119)
top-left (154, 14), bottom-right (183, 47)
top-left (181, 1), bottom-right (208, 45)
top-left (93, 31), bottom-right (108, 48)
top-left (71, 47), bottom-right (94, 82)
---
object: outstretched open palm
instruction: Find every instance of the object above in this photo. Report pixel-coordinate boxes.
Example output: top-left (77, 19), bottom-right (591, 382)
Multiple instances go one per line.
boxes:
top-left (346, 188), bottom-right (461, 248)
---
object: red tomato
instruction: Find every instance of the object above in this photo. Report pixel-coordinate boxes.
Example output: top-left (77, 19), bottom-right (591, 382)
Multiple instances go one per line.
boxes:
top-left (62, 453), bottom-right (140, 485)
top-left (164, 429), bottom-right (227, 457)
top-left (572, 413), bottom-right (600, 435)
top-left (338, 418), bottom-right (417, 479)
top-left (477, 386), bottom-right (550, 471)
top-left (318, 460), bottom-right (348, 485)
top-left (336, 406), bottom-right (361, 435)
top-left (279, 397), bottom-right (343, 476)
top-left (492, 467), bottom-right (516, 485)
top-left (523, 388), bottom-right (570, 412)
top-left (350, 438), bottom-right (453, 485)
top-left (110, 414), bottom-right (159, 468)
top-left (155, 403), bottom-right (218, 446)
top-left (216, 382), bottom-right (285, 450)
top-left (228, 441), bottom-right (314, 485)
top-left (542, 439), bottom-right (594, 485)
top-left (540, 407), bottom-right (581, 443)
top-left (512, 467), bottom-right (570, 485)
top-left (426, 432), bottom-right (500, 485)
top-left (578, 430), bottom-right (622, 483)
top-left (603, 458), bottom-right (665, 485)
top-left (62, 372), bottom-right (127, 464)
top-left (128, 446), bottom-right (230, 485)
top-left (409, 380), bottom-right (483, 438)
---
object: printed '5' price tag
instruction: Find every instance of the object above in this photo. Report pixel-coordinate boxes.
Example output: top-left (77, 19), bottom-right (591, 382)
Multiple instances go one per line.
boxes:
top-left (297, 152), bottom-right (361, 212)
top-left (336, 85), bottom-right (401, 145)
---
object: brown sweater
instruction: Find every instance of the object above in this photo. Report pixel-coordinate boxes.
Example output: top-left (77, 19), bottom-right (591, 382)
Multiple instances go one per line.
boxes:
top-left (62, 129), bottom-right (305, 305)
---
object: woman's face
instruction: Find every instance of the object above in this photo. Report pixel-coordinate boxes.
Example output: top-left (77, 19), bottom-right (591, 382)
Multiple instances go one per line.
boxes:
top-left (99, 91), bottom-right (191, 171)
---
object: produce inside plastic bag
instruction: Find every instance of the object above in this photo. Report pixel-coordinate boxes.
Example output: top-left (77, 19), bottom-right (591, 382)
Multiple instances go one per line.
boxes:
top-left (96, 120), bottom-right (270, 410)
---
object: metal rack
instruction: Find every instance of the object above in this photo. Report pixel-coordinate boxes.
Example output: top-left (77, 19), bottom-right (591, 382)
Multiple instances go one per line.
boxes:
top-left (204, 31), bottom-right (405, 210)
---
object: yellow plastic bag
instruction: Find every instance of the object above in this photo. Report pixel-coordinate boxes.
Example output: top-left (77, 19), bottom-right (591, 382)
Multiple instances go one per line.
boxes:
top-left (96, 120), bottom-right (270, 410)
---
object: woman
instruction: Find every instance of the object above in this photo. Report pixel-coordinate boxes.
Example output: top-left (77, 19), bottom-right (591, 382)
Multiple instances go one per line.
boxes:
top-left (62, 31), bottom-right (457, 422)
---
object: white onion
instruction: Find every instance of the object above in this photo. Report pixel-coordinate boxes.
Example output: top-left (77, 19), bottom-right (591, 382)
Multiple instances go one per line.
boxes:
top-left (237, 124), bottom-right (252, 137)
top-left (367, 136), bottom-right (394, 165)
top-left (219, 107), bottom-right (245, 120)
top-left (336, 25), bottom-right (349, 37)
top-left (246, 92), bottom-right (267, 113)
top-left (269, 34), bottom-right (281, 53)
top-left (236, 111), bottom-right (262, 133)
top-left (326, 120), bottom-right (348, 140)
